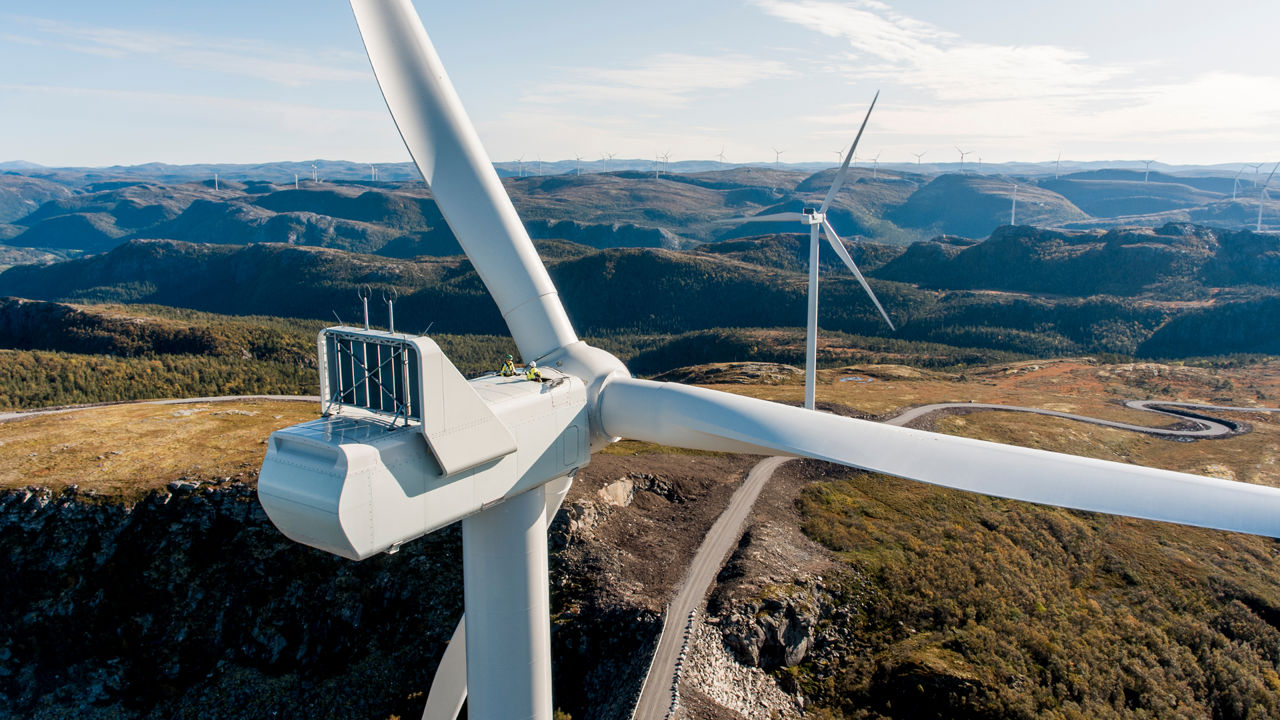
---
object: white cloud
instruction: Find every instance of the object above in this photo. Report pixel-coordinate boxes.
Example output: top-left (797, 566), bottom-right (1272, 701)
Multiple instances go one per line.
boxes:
top-left (523, 53), bottom-right (794, 108)
top-left (11, 16), bottom-right (367, 87)
top-left (751, 0), bottom-right (1124, 101)
top-left (755, 0), bottom-right (1280, 161)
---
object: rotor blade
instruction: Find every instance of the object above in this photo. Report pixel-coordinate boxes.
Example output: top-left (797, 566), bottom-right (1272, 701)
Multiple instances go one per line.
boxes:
top-left (1263, 161), bottom-right (1280, 190)
top-left (350, 0), bottom-right (576, 360)
top-left (820, 218), bottom-right (894, 330)
top-left (747, 210), bottom-right (803, 221)
top-left (820, 91), bottom-right (879, 215)
top-left (715, 212), bottom-right (806, 225)
top-left (599, 378), bottom-right (1280, 538)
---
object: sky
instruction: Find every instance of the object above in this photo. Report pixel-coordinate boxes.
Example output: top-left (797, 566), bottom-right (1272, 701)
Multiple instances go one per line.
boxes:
top-left (3, 1), bottom-right (1279, 167)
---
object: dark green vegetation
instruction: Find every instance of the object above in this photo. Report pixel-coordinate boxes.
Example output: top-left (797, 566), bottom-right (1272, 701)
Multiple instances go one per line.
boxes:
top-left (3, 216), bottom-right (1278, 365)
top-left (791, 463), bottom-right (1280, 719)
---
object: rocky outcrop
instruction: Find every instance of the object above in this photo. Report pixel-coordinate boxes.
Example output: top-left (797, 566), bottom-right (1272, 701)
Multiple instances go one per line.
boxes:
top-left (0, 483), bottom-right (658, 719)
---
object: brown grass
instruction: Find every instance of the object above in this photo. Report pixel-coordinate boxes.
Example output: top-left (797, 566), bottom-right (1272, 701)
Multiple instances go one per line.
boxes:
top-left (0, 400), bottom-right (317, 500)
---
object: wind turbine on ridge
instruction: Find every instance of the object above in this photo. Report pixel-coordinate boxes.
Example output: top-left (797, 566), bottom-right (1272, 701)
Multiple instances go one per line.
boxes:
top-left (1233, 164), bottom-right (1247, 201)
top-left (1010, 182), bottom-right (1018, 225)
top-left (772, 147), bottom-right (785, 170)
top-left (912, 151), bottom-right (927, 165)
top-left (871, 151), bottom-right (881, 180)
top-left (716, 146), bottom-right (727, 169)
top-left (722, 91), bottom-right (892, 410)
top-left (257, 5), bottom-right (1280, 720)
top-left (955, 146), bottom-right (972, 172)
top-left (1256, 162), bottom-right (1278, 232)
top-left (1142, 159), bottom-right (1155, 183)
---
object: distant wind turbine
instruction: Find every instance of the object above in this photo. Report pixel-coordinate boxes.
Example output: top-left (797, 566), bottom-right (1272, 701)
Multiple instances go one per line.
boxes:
top-left (294, 173), bottom-right (299, 190)
top-left (574, 155), bottom-right (582, 176)
top-left (871, 152), bottom-right (881, 180)
top-left (1055, 151), bottom-right (1062, 179)
top-left (716, 146), bottom-right (727, 169)
top-left (832, 147), bottom-right (845, 165)
top-left (1257, 162), bottom-right (1278, 232)
top-left (1233, 164), bottom-right (1248, 201)
top-left (662, 151), bottom-right (671, 174)
top-left (1010, 182), bottom-right (1018, 225)
top-left (955, 146), bottom-right (972, 172)
top-left (214, 172), bottom-right (219, 191)
top-left (912, 151), bottom-right (926, 165)
top-left (311, 163), bottom-right (318, 182)
top-left (1142, 159), bottom-right (1155, 183)
top-left (772, 147), bottom-right (785, 171)
top-left (602, 152), bottom-right (615, 173)
top-left (1247, 162), bottom-right (1264, 187)
top-left (723, 91), bottom-right (891, 409)
top-left (516, 155), bottom-right (525, 177)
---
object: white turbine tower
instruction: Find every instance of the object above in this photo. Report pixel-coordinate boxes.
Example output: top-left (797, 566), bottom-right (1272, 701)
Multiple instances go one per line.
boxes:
top-left (1256, 162), bottom-right (1278, 232)
top-left (1233, 164), bottom-right (1247, 201)
top-left (871, 151), bottom-right (881, 179)
top-left (1055, 151), bottom-right (1062, 179)
top-left (257, 5), bottom-right (1280, 720)
top-left (772, 147), bottom-right (785, 170)
top-left (1142, 159), bottom-right (1155, 183)
top-left (717, 146), bottom-right (727, 169)
top-left (1010, 182), bottom-right (1018, 225)
top-left (575, 155), bottom-right (582, 176)
top-left (956, 146), bottom-right (972, 172)
top-left (603, 152), bottom-right (616, 173)
top-left (724, 92), bottom-right (892, 410)
top-left (213, 172), bottom-right (219, 191)
top-left (311, 163), bottom-right (318, 182)
top-left (516, 155), bottom-right (525, 177)
top-left (832, 147), bottom-right (845, 165)
top-left (912, 151), bottom-right (926, 165)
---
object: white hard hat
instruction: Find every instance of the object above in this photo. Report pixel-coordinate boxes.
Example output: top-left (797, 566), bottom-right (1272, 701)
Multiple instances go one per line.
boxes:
top-left (529, 360), bottom-right (536, 368)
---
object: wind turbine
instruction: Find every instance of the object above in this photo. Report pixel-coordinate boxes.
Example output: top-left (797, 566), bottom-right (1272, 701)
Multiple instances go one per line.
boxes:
top-left (662, 151), bottom-right (672, 174)
top-left (1055, 151), bottom-right (1062, 179)
top-left (912, 151), bottom-right (926, 165)
top-left (1142, 159), bottom-right (1155, 183)
top-left (1247, 162), bottom-right (1264, 187)
top-left (311, 163), bottom-right (318, 182)
top-left (516, 154), bottom-right (525, 177)
top-left (1233, 164), bottom-right (1247, 201)
top-left (956, 146), bottom-right (972, 172)
top-left (832, 147), bottom-right (845, 165)
top-left (574, 155), bottom-right (582, 176)
top-left (871, 151), bottom-right (881, 179)
top-left (602, 152), bottom-right (616, 173)
top-left (722, 92), bottom-right (891, 410)
top-left (213, 172), bottom-right (219, 191)
top-left (1256, 162), bottom-right (1278, 232)
top-left (261, 5), bottom-right (1280, 720)
top-left (1010, 182), bottom-right (1018, 225)
top-left (717, 146), bottom-right (727, 168)
top-left (772, 147), bottom-right (785, 171)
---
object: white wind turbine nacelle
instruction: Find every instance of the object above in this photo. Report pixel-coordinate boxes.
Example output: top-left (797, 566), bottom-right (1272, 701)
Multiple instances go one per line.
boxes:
top-left (255, 3), bottom-right (1280, 720)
